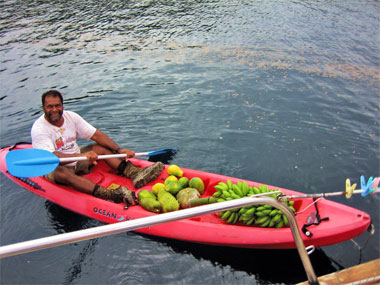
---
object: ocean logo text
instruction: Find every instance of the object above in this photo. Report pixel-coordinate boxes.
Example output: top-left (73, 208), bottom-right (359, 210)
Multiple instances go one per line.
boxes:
top-left (93, 207), bottom-right (128, 222)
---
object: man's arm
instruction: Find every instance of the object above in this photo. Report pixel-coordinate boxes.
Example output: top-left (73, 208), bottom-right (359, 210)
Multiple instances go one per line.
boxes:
top-left (53, 150), bottom-right (99, 165)
top-left (90, 129), bottom-right (135, 157)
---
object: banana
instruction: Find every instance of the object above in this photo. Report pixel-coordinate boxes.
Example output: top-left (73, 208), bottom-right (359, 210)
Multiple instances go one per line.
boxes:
top-left (255, 209), bottom-right (271, 217)
top-left (245, 207), bottom-right (256, 216)
top-left (232, 184), bottom-right (243, 197)
top-left (232, 212), bottom-right (239, 224)
top-left (221, 210), bottom-right (232, 220)
top-left (252, 187), bottom-right (260, 195)
top-left (217, 182), bottom-right (229, 191)
top-left (258, 185), bottom-right (269, 193)
top-left (268, 218), bottom-right (276, 228)
top-left (259, 218), bottom-right (271, 227)
top-left (241, 181), bottom-right (249, 196)
top-left (227, 212), bottom-right (236, 224)
top-left (255, 215), bottom-right (270, 225)
top-left (256, 205), bottom-right (269, 212)
top-left (230, 192), bottom-right (241, 199)
top-left (239, 206), bottom-right (250, 215)
top-left (214, 185), bottom-right (227, 192)
top-left (245, 217), bottom-right (255, 225)
top-left (241, 210), bottom-right (254, 218)
top-left (282, 215), bottom-right (289, 226)
top-left (288, 206), bottom-right (296, 213)
top-left (235, 181), bottom-right (241, 192)
top-left (271, 214), bottom-right (282, 224)
top-left (276, 220), bottom-right (284, 228)
top-left (239, 206), bottom-right (254, 215)
top-left (215, 182), bottom-right (296, 228)
top-left (269, 209), bottom-right (280, 216)
top-left (241, 215), bottom-right (254, 222)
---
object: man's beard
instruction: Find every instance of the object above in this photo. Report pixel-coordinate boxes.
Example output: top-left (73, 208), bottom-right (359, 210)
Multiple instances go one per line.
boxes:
top-left (46, 110), bottom-right (63, 124)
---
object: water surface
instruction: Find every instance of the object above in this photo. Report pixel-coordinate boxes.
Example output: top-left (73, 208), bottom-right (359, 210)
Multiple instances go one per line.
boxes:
top-left (1, 1), bottom-right (379, 284)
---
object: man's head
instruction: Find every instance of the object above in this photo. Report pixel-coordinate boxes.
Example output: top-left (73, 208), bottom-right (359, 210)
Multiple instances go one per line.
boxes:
top-left (42, 90), bottom-right (63, 106)
top-left (42, 90), bottom-right (64, 126)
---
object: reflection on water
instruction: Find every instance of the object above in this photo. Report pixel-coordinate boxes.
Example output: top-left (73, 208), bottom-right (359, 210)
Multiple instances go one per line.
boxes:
top-left (63, 239), bottom-right (98, 285)
top-left (133, 233), bottom-right (341, 284)
top-left (45, 202), bottom-right (100, 285)
top-left (45, 201), bottom-right (101, 233)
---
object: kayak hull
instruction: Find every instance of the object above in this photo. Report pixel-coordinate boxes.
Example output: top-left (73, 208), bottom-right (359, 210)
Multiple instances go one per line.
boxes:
top-left (0, 144), bottom-right (371, 249)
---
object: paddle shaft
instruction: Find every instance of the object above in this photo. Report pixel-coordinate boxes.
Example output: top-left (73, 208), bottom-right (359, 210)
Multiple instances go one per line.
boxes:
top-left (11, 153), bottom-right (147, 166)
top-left (59, 152), bottom-right (148, 163)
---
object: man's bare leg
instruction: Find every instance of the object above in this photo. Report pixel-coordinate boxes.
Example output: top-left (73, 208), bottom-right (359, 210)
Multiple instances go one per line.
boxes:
top-left (53, 166), bottom-right (135, 204)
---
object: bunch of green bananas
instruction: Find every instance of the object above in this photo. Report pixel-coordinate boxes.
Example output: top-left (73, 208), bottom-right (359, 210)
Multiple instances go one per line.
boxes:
top-left (213, 180), bottom-right (296, 228)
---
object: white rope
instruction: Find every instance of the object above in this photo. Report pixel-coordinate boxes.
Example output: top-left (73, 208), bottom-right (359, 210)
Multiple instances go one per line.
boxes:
top-left (295, 198), bottom-right (323, 215)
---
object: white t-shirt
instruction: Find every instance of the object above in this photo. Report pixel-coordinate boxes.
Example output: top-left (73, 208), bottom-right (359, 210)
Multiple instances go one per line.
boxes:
top-left (31, 110), bottom-right (96, 155)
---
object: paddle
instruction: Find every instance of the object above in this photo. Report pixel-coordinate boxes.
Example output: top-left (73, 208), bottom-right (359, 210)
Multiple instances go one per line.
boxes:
top-left (6, 148), bottom-right (177, 178)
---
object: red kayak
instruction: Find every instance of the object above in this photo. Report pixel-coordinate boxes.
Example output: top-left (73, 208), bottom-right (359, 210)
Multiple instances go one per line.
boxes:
top-left (0, 144), bottom-right (372, 249)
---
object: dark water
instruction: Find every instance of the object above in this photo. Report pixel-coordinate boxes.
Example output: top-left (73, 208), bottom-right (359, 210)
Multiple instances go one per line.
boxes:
top-left (1, 1), bottom-right (379, 284)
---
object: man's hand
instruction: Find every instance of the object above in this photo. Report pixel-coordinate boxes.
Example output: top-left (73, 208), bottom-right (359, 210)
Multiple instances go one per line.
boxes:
top-left (118, 148), bottom-right (135, 159)
top-left (84, 150), bottom-right (98, 165)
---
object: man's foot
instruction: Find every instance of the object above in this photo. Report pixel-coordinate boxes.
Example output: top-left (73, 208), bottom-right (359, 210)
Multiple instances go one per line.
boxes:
top-left (122, 161), bottom-right (164, 189)
top-left (111, 186), bottom-right (137, 205)
top-left (93, 185), bottom-right (137, 206)
top-left (132, 162), bottom-right (164, 189)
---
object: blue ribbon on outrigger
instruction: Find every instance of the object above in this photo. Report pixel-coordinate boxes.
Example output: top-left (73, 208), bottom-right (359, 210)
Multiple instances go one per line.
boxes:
top-left (360, 175), bottom-right (380, 197)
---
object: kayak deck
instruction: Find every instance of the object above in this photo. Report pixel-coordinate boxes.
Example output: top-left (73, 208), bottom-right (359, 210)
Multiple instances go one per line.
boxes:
top-left (0, 144), bottom-right (372, 249)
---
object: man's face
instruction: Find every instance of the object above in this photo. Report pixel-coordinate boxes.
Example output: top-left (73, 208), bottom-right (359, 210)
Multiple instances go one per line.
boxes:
top-left (43, 95), bottom-right (63, 125)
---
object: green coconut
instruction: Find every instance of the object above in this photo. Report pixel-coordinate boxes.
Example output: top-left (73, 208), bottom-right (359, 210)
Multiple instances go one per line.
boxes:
top-left (176, 188), bottom-right (200, 209)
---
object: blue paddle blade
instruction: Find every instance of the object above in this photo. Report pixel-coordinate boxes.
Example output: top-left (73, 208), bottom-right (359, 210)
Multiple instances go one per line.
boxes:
top-left (6, 149), bottom-right (60, 177)
top-left (147, 148), bottom-right (177, 156)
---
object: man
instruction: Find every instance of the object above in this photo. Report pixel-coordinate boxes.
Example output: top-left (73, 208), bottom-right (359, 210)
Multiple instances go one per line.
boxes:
top-left (31, 90), bottom-right (164, 205)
